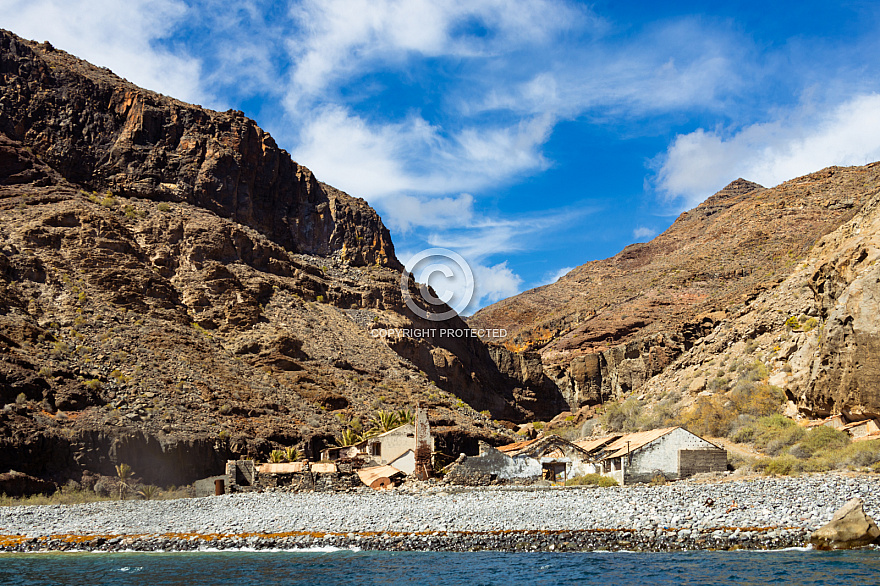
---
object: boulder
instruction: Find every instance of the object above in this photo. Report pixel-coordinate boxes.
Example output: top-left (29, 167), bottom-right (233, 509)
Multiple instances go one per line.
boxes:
top-left (809, 498), bottom-right (880, 550)
top-left (0, 470), bottom-right (56, 497)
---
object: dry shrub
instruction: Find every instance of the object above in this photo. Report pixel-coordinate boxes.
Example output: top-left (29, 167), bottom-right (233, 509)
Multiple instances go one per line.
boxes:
top-left (681, 395), bottom-right (736, 437)
top-left (567, 473), bottom-right (618, 487)
top-left (600, 397), bottom-right (643, 432)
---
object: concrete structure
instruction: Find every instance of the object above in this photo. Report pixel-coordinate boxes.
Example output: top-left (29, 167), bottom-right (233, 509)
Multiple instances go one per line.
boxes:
top-left (497, 435), bottom-right (594, 481)
top-left (444, 441), bottom-right (542, 484)
top-left (841, 419), bottom-right (880, 439)
top-left (588, 427), bottom-right (727, 484)
top-left (444, 436), bottom-right (594, 484)
top-left (806, 414), bottom-right (848, 430)
top-left (319, 410), bottom-right (434, 476)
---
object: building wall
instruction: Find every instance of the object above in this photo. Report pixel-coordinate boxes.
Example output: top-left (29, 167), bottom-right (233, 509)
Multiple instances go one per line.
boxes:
top-left (389, 449), bottom-right (416, 475)
top-left (678, 449), bottom-right (728, 477)
top-left (624, 428), bottom-right (725, 484)
top-left (445, 443), bottom-right (543, 484)
top-left (370, 424), bottom-right (415, 464)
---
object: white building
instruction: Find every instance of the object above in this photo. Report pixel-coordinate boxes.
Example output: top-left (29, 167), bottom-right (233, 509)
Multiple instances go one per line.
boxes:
top-left (587, 427), bottom-right (727, 484)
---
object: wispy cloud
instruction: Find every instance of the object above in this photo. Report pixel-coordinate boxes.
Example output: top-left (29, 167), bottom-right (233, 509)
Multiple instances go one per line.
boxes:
top-left (539, 266), bottom-right (574, 286)
top-left (633, 227), bottom-right (657, 241)
top-left (654, 93), bottom-right (880, 207)
top-left (0, 0), bottom-right (204, 103)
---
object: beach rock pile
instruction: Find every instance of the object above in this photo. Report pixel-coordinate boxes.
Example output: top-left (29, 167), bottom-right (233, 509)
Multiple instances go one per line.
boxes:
top-left (1, 473), bottom-right (877, 553)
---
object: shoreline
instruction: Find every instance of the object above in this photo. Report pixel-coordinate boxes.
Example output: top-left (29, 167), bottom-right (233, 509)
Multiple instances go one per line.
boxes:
top-left (2, 472), bottom-right (877, 554)
top-left (1, 527), bottom-right (812, 554)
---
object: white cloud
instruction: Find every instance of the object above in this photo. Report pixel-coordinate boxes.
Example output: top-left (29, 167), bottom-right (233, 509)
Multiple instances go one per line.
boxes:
top-left (286, 0), bottom-right (593, 105)
top-left (0, 0), bottom-right (204, 103)
top-left (655, 93), bottom-right (880, 207)
top-left (633, 227), bottom-right (657, 240)
top-left (539, 266), bottom-right (574, 286)
top-left (466, 261), bottom-right (522, 314)
top-left (474, 18), bottom-right (744, 119)
top-left (382, 193), bottom-right (475, 233)
top-left (290, 105), bottom-right (553, 206)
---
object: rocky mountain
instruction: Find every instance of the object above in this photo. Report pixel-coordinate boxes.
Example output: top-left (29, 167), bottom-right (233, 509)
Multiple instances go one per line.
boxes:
top-left (0, 29), bottom-right (541, 486)
top-left (472, 163), bottom-right (880, 420)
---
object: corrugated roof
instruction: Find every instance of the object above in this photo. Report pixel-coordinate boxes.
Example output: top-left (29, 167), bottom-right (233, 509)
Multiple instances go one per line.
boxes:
top-left (853, 432), bottom-right (880, 443)
top-left (356, 464), bottom-right (404, 488)
top-left (842, 419), bottom-right (872, 430)
top-left (600, 427), bottom-right (682, 460)
top-left (497, 438), bottom-right (540, 453)
top-left (573, 435), bottom-right (621, 453)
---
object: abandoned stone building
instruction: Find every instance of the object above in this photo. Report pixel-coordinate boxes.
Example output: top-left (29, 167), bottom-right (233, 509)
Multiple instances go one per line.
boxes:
top-left (320, 409), bottom-right (434, 477)
top-left (444, 435), bottom-right (592, 484)
top-left (580, 427), bottom-right (728, 484)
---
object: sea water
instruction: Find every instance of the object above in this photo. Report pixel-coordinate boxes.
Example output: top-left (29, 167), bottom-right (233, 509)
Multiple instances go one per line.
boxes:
top-left (1, 549), bottom-right (878, 585)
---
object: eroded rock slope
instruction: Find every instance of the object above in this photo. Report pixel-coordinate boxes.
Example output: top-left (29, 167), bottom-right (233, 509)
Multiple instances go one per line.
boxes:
top-left (472, 164), bottom-right (880, 418)
top-left (0, 30), bottom-right (525, 486)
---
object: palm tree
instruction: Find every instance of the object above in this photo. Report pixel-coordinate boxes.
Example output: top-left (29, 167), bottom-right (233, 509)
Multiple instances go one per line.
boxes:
top-left (285, 446), bottom-right (303, 462)
top-left (396, 409), bottom-right (415, 425)
top-left (369, 410), bottom-right (400, 433)
top-left (138, 485), bottom-right (160, 500)
top-left (115, 463), bottom-right (133, 500)
top-left (268, 449), bottom-right (286, 463)
top-left (332, 428), bottom-right (362, 447)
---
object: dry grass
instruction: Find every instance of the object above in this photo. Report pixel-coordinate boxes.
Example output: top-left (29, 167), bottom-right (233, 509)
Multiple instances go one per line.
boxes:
top-left (0, 485), bottom-right (195, 507)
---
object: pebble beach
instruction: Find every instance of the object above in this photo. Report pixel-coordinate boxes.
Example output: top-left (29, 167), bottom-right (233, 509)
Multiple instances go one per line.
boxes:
top-left (2, 473), bottom-right (878, 553)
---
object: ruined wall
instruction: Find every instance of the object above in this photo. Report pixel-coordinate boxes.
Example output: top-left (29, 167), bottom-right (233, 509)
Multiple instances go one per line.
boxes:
top-left (678, 449), bottom-right (728, 478)
top-left (444, 442), bottom-right (542, 485)
top-left (626, 429), bottom-right (724, 483)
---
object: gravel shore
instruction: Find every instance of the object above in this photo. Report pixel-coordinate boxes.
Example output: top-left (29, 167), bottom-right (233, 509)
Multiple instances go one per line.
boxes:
top-left (2, 473), bottom-right (878, 553)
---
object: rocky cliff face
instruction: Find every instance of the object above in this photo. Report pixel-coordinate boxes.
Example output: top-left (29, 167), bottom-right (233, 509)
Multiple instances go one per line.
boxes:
top-left (0, 30), bottom-right (523, 486)
top-left (0, 32), bottom-right (398, 269)
top-left (472, 165), bottom-right (880, 418)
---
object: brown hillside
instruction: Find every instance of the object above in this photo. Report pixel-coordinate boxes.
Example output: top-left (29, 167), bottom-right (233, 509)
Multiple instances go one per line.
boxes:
top-left (0, 30), bottom-right (528, 487)
top-left (472, 165), bottom-right (880, 411)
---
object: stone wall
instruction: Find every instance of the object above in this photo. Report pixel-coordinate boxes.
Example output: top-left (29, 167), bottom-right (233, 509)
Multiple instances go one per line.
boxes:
top-left (444, 442), bottom-right (542, 485)
top-left (626, 429), bottom-right (725, 483)
top-left (678, 449), bottom-right (728, 478)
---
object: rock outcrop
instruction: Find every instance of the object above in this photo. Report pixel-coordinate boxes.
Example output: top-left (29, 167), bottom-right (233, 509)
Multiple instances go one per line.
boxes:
top-left (0, 32), bottom-right (398, 269)
top-left (0, 29), bottom-right (522, 487)
top-left (809, 498), bottom-right (880, 550)
top-left (472, 165), bottom-right (880, 419)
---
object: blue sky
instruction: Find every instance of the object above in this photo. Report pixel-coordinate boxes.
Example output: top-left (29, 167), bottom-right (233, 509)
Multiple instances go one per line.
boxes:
top-left (4, 0), bottom-right (880, 314)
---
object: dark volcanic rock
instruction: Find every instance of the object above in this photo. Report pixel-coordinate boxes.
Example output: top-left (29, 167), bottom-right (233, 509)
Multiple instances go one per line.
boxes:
top-left (0, 470), bottom-right (55, 496)
top-left (0, 29), bottom-right (398, 269)
top-left (0, 29), bottom-right (522, 488)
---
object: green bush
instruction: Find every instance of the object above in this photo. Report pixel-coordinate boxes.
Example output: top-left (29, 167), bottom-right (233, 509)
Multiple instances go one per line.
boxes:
top-left (764, 425), bottom-right (806, 456)
top-left (84, 379), bottom-right (102, 391)
top-left (600, 397), bottom-right (643, 432)
top-left (566, 473), bottom-right (618, 487)
top-left (157, 202), bottom-right (171, 212)
top-left (798, 426), bottom-right (850, 456)
top-left (738, 359), bottom-right (769, 382)
top-left (708, 376), bottom-right (729, 391)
